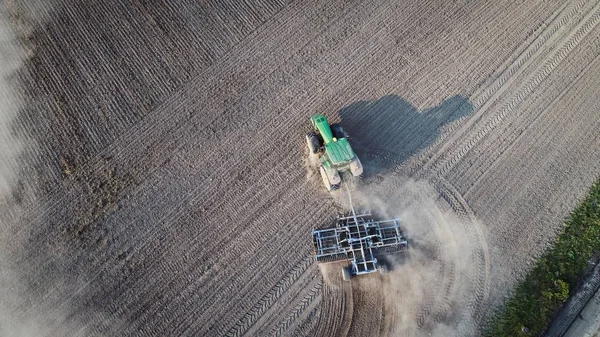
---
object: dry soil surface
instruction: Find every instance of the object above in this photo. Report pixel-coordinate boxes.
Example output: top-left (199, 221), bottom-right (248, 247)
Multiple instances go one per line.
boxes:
top-left (1, 0), bottom-right (600, 336)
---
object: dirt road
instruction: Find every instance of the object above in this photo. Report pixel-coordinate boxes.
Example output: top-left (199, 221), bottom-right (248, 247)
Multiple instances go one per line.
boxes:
top-left (1, 0), bottom-right (600, 336)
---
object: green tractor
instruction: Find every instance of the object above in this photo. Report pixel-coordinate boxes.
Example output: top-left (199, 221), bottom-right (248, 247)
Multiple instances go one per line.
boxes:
top-left (306, 114), bottom-right (363, 191)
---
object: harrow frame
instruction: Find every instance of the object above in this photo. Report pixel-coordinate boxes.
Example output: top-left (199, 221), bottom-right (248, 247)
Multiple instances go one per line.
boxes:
top-left (312, 207), bottom-right (408, 278)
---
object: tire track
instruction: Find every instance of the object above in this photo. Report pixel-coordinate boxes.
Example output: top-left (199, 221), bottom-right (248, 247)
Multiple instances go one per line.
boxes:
top-left (428, 1), bottom-right (600, 178)
top-left (330, 0), bottom-right (567, 181)
top-left (224, 256), bottom-right (314, 337)
top-left (406, 176), bottom-right (489, 335)
top-left (345, 276), bottom-right (384, 337)
top-left (470, 0), bottom-right (589, 109)
top-left (271, 280), bottom-right (324, 337)
top-left (404, 181), bottom-right (463, 332)
top-left (430, 175), bottom-right (491, 333)
top-left (460, 50), bottom-right (600, 198)
top-left (314, 264), bottom-right (353, 337)
top-left (405, 0), bottom-right (591, 176)
top-left (288, 304), bottom-right (322, 337)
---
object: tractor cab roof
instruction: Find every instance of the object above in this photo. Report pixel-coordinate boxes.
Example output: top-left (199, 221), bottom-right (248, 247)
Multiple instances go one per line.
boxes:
top-left (325, 138), bottom-right (355, 165)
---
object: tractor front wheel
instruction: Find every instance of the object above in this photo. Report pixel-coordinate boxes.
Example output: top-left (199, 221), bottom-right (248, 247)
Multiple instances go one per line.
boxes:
top-left (330, 123), bottom-right (348, 139)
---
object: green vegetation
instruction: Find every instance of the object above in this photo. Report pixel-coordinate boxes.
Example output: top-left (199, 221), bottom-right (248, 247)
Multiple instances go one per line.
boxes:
top-left (485, 180), bottom-right (600, 336)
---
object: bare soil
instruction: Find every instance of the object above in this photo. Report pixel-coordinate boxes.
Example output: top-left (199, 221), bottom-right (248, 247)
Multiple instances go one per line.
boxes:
top-left (1, 0), bottom-right (600, 336)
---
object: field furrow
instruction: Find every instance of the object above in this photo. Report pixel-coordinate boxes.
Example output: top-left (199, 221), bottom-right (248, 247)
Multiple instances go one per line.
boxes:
top-left (4, 0), bottom-right (600, 336)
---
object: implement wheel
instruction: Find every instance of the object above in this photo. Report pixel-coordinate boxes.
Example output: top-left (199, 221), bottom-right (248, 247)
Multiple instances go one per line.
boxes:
top-left (342, 267), bottom-right (351, 281)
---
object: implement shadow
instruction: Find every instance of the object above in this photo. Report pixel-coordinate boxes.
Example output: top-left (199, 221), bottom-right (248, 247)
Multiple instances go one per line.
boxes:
top-left (337, 94), bottom-right (473, 176)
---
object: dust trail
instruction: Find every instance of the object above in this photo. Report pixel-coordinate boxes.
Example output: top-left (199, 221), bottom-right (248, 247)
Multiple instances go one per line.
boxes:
top-left (0, 4), bottom-right (41, 336)
top-left (0, 5), bottom-right (36, 336)
top-left (0, 3), bottom-right (78, 337)
top-left (320, 174), bottom-right (488, 336)
top-left (0, 7), bottom-right (24, 200)
top-left (0, 0), bottom-right (55, 200)
top-left (304, 150), bottom-right (320, 183)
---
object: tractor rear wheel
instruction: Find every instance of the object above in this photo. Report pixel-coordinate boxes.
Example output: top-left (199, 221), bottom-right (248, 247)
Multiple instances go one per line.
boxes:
top-left (330, 123), bottom-right (348, 139)
top-left (349, 157), bottom-right (363, 177)
top-left (320, 166), bottom-right (340, 191)
top-left (342, 267), bottom-right (351, 281)
top-left (306, 132), bottom-right (321, 154)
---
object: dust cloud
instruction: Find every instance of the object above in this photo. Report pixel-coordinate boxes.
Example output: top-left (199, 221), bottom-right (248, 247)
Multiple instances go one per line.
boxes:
top-left (0, 5), bottom-right (37, 336)
top-left (0, 3), bottom-right (71, 337)
top-left (0, 0), bottom-right (55, 197)
top-left (331, 175), bottom-right (489, 336)
top-left (0, 8), bottom-right (24, 199)
top-left (304, 150), bottom-right (320, 183)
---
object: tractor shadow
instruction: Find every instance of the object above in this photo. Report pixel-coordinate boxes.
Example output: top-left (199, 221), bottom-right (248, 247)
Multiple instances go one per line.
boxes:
top-left (337, 94), bottom-right (473, 177)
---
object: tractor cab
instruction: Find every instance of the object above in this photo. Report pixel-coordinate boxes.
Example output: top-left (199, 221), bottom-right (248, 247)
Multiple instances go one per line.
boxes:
top-left (306, 113), bottom-right (363, 191)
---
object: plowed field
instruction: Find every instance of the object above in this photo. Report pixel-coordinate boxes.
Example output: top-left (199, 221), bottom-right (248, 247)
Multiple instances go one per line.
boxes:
top-left (1, 0), bottom-right (600, 336)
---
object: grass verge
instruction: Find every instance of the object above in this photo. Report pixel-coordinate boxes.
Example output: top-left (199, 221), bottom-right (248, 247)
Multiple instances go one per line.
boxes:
top-left (485, 180), bottom-right (600, 336)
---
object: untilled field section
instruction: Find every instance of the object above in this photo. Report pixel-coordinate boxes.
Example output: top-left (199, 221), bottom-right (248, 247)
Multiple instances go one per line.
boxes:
top-left (1, 0), bottom-right (599, 336)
